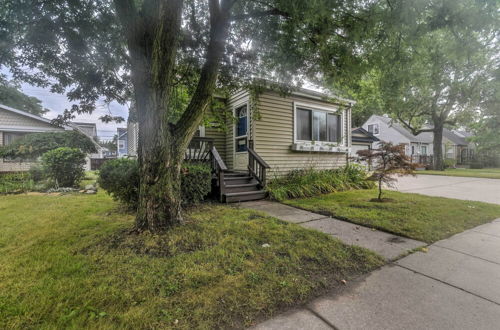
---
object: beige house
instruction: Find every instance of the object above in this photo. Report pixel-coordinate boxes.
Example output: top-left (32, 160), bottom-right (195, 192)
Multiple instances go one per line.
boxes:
top-left (129, 86), bottom-right (354, 202)
top-left (0, 104), bottom-right (104, 172)
top-left (0, 103), bottom-right (65, 172)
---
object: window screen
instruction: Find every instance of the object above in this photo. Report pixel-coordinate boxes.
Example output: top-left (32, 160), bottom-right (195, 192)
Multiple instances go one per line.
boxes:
top-left (296, 108), bottom-right (341, 143)
top-left (327, 113), bottom-right (341, 142)
top-left (297, 108), bottom-right (312, 140)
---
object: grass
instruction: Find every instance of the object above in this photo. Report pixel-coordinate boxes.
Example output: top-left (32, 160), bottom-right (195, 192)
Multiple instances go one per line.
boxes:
top-left (0, 192), bottom-right (383, 329)
top-left (419, 168), bottom-right (500, 179)
top-left (266, 165), bottom-right (374, 201)
top-left (284, 189), bottom-right (500, 243)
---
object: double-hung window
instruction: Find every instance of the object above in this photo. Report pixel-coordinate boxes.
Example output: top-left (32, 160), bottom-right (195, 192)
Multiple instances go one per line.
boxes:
top-left (296, 106), bottom-right (341, 143)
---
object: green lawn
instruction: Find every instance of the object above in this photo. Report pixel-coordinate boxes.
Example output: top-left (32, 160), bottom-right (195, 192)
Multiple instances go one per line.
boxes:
top-left (0, 192), bottom-right (383, 329)
top-left (284, 189), bottom-right (500, 243)
top-left (419, 168), bottom-right (500, 179)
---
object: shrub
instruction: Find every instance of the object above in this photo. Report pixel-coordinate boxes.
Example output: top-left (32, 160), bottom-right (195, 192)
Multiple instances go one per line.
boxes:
top-left (0, 172), bottom-right (35, 194)
top-left (266, 164), bottom-right (375, 201)
top-left (444, 159), bottom-right (456, 169)
top-left (98, 158), bottom-right (140, 208)
top-left (98, 159), bottom-right (211, 208)
top-left (41, 147), bottom-right (86, 187)
top-left (28, 165), bottom-right (46, 182)
top-left (181, 163), bottom-right (212, 204)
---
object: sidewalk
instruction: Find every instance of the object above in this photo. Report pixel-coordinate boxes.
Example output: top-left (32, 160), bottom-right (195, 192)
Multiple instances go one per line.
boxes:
top-left (242, 201), bottom-right (500, 330)
top-left (241, 200), bottom-right (424, 260)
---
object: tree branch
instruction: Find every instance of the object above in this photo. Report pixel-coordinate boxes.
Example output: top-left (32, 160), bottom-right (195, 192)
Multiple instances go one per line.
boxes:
top-left (231, 8), bottom-right (290, 21)
top-left (173, 0), bottom-right (231, 146)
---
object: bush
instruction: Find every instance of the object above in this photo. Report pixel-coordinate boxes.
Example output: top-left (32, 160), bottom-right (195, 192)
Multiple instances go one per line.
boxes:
top-left (98, 158), bottom-right (140, 208)
top-left (41, 147), bottom-right (86, 187)
top-left (28, 165), bottom-right (46, 182)
top-left (444, 159), bottom-right (456, 169)
top-left (0, 172), bottom-right (35, 194)
top-left (181, 163), bottom-right (212, 205)
top-left (266, 164), bottom-right (375, 201)
top-left (98, 159), bottom-right (211, 208)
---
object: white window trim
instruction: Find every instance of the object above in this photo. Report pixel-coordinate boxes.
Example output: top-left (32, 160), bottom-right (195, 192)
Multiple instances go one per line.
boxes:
top-left (293, 101), bottom-right (345, 146)
top-left (118, 140), bottom-right (125, 149)
top-left (233, 100), bottom-right (249, 154)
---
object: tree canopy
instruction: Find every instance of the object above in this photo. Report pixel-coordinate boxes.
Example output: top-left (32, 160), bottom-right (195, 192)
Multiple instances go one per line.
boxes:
top-left (0, 76), bottom-right (48, 116)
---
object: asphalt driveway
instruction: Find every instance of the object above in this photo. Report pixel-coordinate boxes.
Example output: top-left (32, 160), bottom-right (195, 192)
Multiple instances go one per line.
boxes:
top-left (391, 175), bottom-right (500, 205)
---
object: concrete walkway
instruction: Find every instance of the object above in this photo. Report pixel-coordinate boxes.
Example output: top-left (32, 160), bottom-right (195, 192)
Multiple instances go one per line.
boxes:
top-left (241, 200), bottom-right (424, 260)
top-left (245, 201), bottom-right (500, 330)
top-left (391, 175), bottom-right (500, 205)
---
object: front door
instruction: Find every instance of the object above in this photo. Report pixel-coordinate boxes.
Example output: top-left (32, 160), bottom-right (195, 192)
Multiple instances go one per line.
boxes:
top-left (234, 103), bottom-right (248, 170)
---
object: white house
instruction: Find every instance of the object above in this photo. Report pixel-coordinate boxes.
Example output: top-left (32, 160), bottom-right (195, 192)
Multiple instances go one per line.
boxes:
top-left (362, 114), bottom-right (474, 164)
top-left (362, 115), bottom-right (432, 157)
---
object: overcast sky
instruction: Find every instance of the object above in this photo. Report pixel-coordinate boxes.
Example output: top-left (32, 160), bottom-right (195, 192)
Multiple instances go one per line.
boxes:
top-left (2, 67), bottom-right (128, 141)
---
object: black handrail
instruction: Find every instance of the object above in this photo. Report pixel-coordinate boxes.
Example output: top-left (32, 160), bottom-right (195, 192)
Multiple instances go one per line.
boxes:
top-left (247, 141), bottom-right (270, 187)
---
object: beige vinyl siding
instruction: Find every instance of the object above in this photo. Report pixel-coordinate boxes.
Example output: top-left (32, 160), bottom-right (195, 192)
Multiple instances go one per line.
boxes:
top-left (205, 125), bottom-right (226, 162)
top-left (225, 90), bottom-right (250, 170)
top-left (254, 91), bottom-right (348, 178)
top-left (0, 108), bottom-right (64, 172)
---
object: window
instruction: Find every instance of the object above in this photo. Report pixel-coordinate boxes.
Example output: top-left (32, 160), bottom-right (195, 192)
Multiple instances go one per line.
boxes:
top-left (295, 107), bottom-right (341, 143)
top-left (118, 140), bottom-right (125, 150)
top-left (235, 104), bottom-right (248, 152)
top-left (411, 145), bottom-right (415, 155)
top-left (3, 132), bottom-right (29, 162)
top-left (3, 132), bottom-right (26, 146)
top-left (421, 145), bottom-right (427, 155)
top-left (367, 124), bottom-right (379, 135)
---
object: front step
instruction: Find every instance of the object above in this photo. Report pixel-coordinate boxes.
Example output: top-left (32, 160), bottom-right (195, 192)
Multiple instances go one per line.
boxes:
top-left (224, 176), bottom-right (254, 185)
top-left (224, 190), bottom-right (267, 203)
top-left (225, 182), bottom-right (261, 193)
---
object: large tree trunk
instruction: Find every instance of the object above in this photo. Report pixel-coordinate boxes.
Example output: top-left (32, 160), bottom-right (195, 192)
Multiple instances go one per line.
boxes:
top-left (432, 124), bottom-right (444, 171)
top-left (114, 0), bottom-right (231, 232)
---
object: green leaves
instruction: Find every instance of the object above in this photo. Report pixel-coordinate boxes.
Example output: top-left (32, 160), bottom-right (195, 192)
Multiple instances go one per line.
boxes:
top-left (0, 130), bottom-right (97, 159)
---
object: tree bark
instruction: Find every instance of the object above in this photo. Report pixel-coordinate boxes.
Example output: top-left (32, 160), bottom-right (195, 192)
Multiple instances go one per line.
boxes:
top-left (115, 0), bottom-right (231, 232)
top-left (432, 123), bottom-right (444, 171)
top-left (378, 177), bottom-right (383, 200)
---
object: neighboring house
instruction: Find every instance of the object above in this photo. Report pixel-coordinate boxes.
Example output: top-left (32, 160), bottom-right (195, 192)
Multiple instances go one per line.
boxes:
top-left (69, 122), bottom-right (105, 170)
top-left (362, 114), bottom-right (433, 157)
top-left (117, 128), bottom-right (128, 157)
top-left (72, 122), bottom-right (97, 138)
top-left (361, 114), bottom-right (474, 164)
top-left (351, 127), bottom-right (379, 156)
top-left (127, 85), bottom-right (354, 202)
top-left (0, 103), bottom-right (66, 172)
top-left (0, 103), bottom-right (105, 172)
top-left (127, 122), bottom-right (138, 157)
top-left (102, 147), bottom-right (117, 158)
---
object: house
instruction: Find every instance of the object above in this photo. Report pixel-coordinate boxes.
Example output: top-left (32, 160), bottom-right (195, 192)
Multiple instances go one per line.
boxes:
top-left (361, 114), bottom-right (474, 165)
top-left (351, 127), bottom-right (379, 156)
top-left (362, 114), bottom-right (433, 158)
top-left (128, 85), bottom-right (354, 202)
top-left (0, 103), bottom-right (105, 172)
top-left (0, 103), bottom-right (67, 172)
top-left (117, 128), bottom-right (128, 158)
top-left (69, 122), bottom-right (106, 169)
